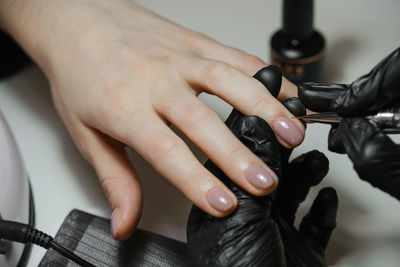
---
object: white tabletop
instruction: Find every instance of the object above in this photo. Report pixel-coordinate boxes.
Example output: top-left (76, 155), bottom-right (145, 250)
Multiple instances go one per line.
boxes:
top-left (1, 0), bottom-right (400, 266)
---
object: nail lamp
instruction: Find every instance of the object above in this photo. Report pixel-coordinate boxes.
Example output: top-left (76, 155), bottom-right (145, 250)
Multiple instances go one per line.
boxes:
top-left (0, 110), bottom-right (34, 267)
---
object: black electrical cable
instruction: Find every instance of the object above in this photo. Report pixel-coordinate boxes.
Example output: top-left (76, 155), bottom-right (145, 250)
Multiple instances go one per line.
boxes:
top-left (50, 241), bottom-right (95, 267)
top-left (0, 220), bottom-right (96, 267)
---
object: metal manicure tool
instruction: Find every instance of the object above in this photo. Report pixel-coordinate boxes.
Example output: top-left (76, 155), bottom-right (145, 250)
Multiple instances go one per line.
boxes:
top-left (297, 106), bottom-right (400, 134)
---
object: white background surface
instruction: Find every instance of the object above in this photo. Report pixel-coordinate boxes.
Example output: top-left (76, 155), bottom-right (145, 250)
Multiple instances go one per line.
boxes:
top-left (1, 0), bottom-right (400, 266)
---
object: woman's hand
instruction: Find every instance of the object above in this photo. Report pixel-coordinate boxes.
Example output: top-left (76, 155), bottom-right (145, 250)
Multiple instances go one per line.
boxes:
top-left (0, 0), bottom-right (304, 240)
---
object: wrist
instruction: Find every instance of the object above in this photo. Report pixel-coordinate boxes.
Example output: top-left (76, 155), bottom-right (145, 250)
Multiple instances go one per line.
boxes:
top-left (0, 0), bottom-right (135, 77)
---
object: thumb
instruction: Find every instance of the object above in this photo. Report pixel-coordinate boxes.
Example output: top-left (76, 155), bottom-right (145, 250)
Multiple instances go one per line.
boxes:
top-left (72, 124), bottom-right (143, 240)
top-left (298, 82), bottom-right (347, 112)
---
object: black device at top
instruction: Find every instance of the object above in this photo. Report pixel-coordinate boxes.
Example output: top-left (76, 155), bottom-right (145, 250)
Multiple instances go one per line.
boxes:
top-left (282, 0), bottom-right (313, 40)
top-left (270, 0), bottom-right (325, 84)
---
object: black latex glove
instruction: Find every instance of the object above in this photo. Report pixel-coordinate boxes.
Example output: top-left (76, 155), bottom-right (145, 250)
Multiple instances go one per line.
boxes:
top-left (298, 47), bottom-right (400, 199)
top-left (187, 67), bottom-right (338, 267)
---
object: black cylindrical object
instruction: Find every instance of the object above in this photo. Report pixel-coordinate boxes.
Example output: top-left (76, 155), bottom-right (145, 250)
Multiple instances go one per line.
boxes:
top-left (270, 0), bottom-right (325, 85)
top-left (282, 0), bottom-right (313, 39)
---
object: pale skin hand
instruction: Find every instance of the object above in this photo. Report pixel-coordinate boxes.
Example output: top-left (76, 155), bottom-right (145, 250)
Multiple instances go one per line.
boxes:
top-left (0, 0), bottom-right (304, 240)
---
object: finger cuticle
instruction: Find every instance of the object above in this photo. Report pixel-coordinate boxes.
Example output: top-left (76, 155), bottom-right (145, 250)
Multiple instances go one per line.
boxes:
top-left (111, 207), bottom-right (120, 239)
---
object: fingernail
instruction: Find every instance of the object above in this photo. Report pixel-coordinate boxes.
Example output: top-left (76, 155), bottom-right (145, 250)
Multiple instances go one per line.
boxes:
top-left (111, 207), bottom-right (120, 238)
top-left (273, 116), bottom-right (304, 146)
top-left (245, 165), bottom-right (277, 189)
top-left (207, 188), bottom-right (234, 212)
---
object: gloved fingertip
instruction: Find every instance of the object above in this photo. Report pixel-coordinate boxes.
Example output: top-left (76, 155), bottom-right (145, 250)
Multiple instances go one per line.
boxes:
top-left (297, 82), bottom-right (312, 94)
top-left (253, 65), bottom-right (282, 98)
top-left (316, 187), bottom-right (339, 228)
top-left (290, 150), bottom-right (329, 186)
top-left (310, 187), bottom-right (338, 226)
top-left (298, 82), bottom-right (347, 112)
top-left (327, 125), bottom-right (346, 154)
top-left (312, 187), bottom-right (339, 226)
top-left (306, 150), bottom-right (330, 183)
top-left (282, 97), bottom-right (306, 117)
top-left (299, 187), bottom-right (338, 249)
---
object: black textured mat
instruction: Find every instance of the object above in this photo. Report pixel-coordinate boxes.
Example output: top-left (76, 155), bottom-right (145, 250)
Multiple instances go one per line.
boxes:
top-left (39, 210), bottom-right (187, 267)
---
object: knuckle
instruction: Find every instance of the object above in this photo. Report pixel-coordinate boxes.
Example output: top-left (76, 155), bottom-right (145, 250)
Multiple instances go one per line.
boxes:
top-left (355, 142), bottom-right (378, 169)
top-left (95, 84), bottom-right (126, 115)
top-left (162, 92), bottom-right (185, 112)
top-left (202, 62), bottom-right (230, 87)
top-left (96, 100), bottom-right (115, 121)
top-left (76, 141), bottom-right (92, 162)
top-left (150, 136), bottom-right (183, 162)
top-left (182, 31), bottom-right (207, 46)
top-left (352, 141), bottom-right (387, 183)
top-left (100, 176), bottom-right (115, 201)
top-left (179, 105), bottom-right (214, 130)
top-left (70, 129), bottom-right (96, 163)
top-left (94, 86), bottom-right (145, 134)
top-left (240, 54), bottom-right (265, 69)
top-left (249, 93), bottom-right (274, 115)
top-left (95, 103), bottom-right (125, 132)
top-left (225, 145), bottom-right (247, 165)
top-left (182, 31), bottom-right (214, 55)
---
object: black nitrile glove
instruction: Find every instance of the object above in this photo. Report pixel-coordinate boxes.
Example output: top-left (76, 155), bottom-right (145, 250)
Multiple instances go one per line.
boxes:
top-left (187, 115), bottom-right (337, 267)
top-left (187, 66), bottom-right (338, 267)
top-left (298, 47), bottom-right (400, 199)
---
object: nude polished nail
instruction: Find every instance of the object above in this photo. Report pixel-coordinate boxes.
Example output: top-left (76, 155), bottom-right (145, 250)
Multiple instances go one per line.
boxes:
top-left (207, 188), bottom-right (234, 212)
top-left (111, 207), bottom-right (120, 238)
top-left (273, 117), bottom-right (304, 146)
top-left (245, 165), bottom-right (277, 189)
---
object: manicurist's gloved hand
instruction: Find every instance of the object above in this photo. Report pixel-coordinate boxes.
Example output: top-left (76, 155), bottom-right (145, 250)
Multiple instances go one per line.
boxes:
top-left (187, 99), bottom-right (338, 267)
top-left (0, 0), bottom-right (305, 240)
top-left (299, 47), bottom-right (400, 199)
